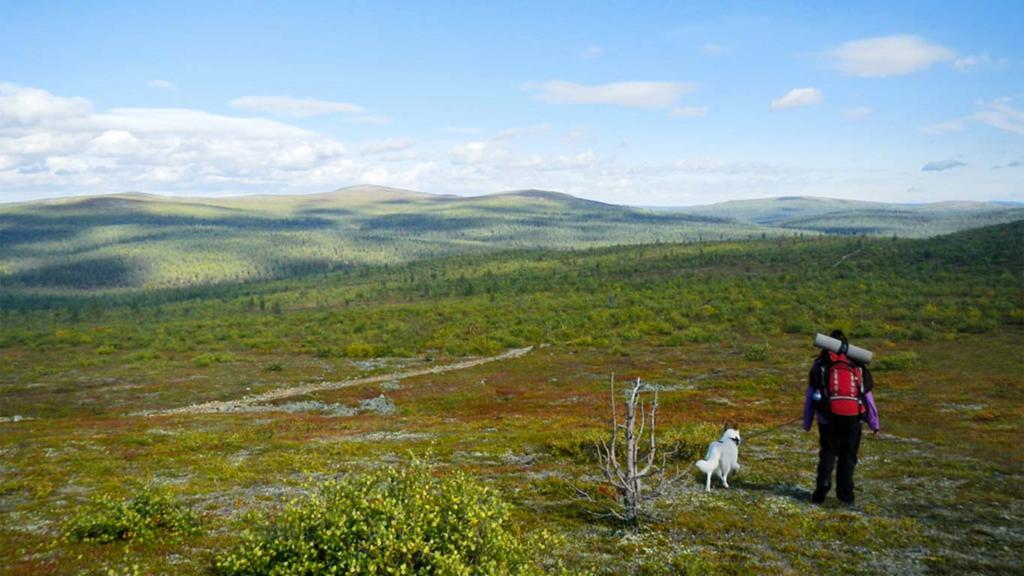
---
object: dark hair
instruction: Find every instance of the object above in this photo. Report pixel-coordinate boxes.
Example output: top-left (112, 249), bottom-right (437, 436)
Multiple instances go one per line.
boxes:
top-left (830, 329), bottom-right (849, 354)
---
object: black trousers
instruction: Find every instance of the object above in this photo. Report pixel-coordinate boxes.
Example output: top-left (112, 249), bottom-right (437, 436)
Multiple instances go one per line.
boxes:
top-left (814, 415), bottom-right (862, 503)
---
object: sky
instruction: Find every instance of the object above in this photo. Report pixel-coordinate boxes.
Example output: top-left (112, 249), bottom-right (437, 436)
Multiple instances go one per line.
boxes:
top-left (0, 0), bottom-right (1021, 206)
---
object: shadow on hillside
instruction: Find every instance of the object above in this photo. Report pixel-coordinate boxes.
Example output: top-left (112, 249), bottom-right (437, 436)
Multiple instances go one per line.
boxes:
top-left (3, 257), bottom-right (138, 289)
top-left (358, 213), bottom-right (488, 232)
top-left (0, 211), bottom-right (336, 247)
top-left (296, 208), bottom-right (354, 216)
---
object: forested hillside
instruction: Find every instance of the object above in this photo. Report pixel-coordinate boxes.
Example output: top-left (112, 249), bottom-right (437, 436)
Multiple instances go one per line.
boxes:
top-left (677, 195), bottom-right (1024, 236)
top-left (0, 187), bottom-right (785, 292)
top-left (3, 219), bottom-right (1020, 360)
top-left (4, 187), bottom-right (1021, 293)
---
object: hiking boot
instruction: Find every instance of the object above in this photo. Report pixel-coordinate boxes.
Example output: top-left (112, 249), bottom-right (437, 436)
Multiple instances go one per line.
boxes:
top-left (811, 489), bottom-right (827, 504)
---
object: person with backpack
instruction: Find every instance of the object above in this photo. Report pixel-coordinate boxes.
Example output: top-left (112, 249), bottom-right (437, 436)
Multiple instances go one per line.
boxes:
top-left (803, 329), bottom-right (880, 505)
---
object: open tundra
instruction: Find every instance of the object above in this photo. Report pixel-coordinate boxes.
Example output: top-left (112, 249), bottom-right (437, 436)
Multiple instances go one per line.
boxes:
top-left (1, 221), bottom-right (1022, 574)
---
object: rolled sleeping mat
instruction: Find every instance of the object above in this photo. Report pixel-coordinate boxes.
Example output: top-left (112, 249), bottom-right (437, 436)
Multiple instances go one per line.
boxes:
top-left (813, 333), bottom-right (873, 365)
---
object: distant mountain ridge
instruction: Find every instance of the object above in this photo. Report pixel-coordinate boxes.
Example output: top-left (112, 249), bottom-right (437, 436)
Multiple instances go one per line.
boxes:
top-left (675, 195), bottom-right (1024, 237)
top-left (1, 186), bottom-right (1021, 292)
top-left (0, 186), bottom-right (763, 292)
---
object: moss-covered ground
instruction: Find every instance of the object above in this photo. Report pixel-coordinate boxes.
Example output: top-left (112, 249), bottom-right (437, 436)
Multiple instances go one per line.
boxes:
top-left (3, 333), bottom-right (1020, 574)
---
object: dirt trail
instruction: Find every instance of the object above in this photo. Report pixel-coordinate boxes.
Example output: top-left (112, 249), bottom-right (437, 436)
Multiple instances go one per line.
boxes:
top-left (147, 346), bottom-right (533, 416)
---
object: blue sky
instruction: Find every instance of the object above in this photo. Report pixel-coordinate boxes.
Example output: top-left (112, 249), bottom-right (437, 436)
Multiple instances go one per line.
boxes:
top-left (0, 0), bottom-right (1021, 205)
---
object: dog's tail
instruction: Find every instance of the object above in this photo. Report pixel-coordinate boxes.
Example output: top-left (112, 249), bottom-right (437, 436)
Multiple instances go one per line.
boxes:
top-left (695, 449), bottom-right (720, 475)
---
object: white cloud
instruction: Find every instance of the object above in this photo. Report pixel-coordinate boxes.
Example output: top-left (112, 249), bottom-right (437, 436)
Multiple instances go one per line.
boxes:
top-left (450, 141), bottom-right (501, 165)
top-left (87, 130), bottom-right (144, 156)
top-left (147, 79), bottom-right (176, 91)
top-left (832, 35), bottom-right (955, 77)
top-left (842, 106), bottom-right (875, 119)
top-left (922, 159), bottom-right (966, 172)
top-left (494, 124), bottom-right (552, 140)
top-left (673, 158), bottom-right (789, 175)
top-left (361, 137), bottom-right (414, 156)
top-left (771, 87), bottom-right (823, 110)
top-left (92, 107), bottom-right (318, 139)
top-left (973, 98), bottom-right (1024, 135)
top-left (671, 106), bottom-right (709, 118)
top-left (565, 128), bottom-right (586, 141)
top-left (1, 82), bottom-right (1016, 206)
top-left (581, 45), bottom-right (603, 60)
top-left (229, 95), bottom-right (364, 117)
top-left (0, 83), bottom-right (355, 196)
top-left (528, 80), bottom-right (696, 108)
top-left (920, 119), bottom-right (965, 135)
top-left (0, 82), bottom-right (92, 126)
top-left (952, 53), bottom-right (1009, 73)
top-left (344, 115), bottom-right (392, 125)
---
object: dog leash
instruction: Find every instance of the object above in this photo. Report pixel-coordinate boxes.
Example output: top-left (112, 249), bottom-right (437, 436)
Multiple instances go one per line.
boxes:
top-left (743, 416), bottom-right (804, 441)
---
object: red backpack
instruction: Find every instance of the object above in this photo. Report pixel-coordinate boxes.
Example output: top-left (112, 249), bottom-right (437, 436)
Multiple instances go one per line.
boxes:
top-left (823, 351), bottom-right (865, 416)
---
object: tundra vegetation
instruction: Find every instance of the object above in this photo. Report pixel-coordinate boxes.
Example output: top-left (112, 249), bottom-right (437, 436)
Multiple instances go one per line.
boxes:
top-left (0, 219), bottom-right (1021, 574)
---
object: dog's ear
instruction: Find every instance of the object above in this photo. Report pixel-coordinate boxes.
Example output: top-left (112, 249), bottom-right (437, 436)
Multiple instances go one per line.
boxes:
top-left (730, 421), bottom-right (739, 431)
top-left (722, 421), bottom-right (729, 432)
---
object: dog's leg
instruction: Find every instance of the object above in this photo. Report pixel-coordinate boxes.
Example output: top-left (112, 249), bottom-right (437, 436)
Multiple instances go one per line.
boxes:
top-left (721, 469), bottom-right (729, 489)
top-left (705, 472), bottom-right (712, 491)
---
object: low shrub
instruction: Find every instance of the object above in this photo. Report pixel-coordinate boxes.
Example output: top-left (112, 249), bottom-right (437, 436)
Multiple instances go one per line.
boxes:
top-left (192, 351), bottom-right (235, 367)
top-left (64, 488), bottom-right (200, 544)
top-left (742, 342), bottom-right (771, 362)
top-left (874, 351), bottom-right (919, 371)
top-left (659, 422), bottom-right (721, 462)
top-left (344, 341), bottom-right (376, 358)
top-left (638, 550), bottom-right (729, 576)
top-left (543, 429), bottom-right (605, 462)
top-left (214, 464), bottom-right (554, 575)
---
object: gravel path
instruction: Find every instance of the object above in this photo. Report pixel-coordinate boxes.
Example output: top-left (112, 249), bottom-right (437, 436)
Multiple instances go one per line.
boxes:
top-left (145, 346), bottom-right (533, 416)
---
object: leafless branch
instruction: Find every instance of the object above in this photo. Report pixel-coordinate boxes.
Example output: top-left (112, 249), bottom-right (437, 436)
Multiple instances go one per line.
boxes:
top-left (595, 376), bottom-right (669, 524)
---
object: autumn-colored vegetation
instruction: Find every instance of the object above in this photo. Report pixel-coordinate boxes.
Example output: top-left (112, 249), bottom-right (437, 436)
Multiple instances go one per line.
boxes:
top-left (0, 220), bottom-right (1021, 574)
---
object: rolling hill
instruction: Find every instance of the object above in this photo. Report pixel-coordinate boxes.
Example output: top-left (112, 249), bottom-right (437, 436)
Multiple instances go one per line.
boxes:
top-left (2, 187), bottom-right (1021, 292)
top-left (676, 196), bottom-right (1024, 237)
top-left (0, 186), bottom-right (777, 292)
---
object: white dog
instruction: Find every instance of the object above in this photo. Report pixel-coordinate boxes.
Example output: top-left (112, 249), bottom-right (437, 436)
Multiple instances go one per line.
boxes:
top-left (695, 425), bottom-right (741, 491)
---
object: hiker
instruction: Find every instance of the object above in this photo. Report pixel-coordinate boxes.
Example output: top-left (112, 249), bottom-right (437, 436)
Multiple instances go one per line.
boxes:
top-left (803, 329), bottom-right (879, 505)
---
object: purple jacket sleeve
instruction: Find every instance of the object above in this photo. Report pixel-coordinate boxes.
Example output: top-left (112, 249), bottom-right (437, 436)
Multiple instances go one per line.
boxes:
top-left (863, 390), bottom-right (880, 431)
top-left (802, 383), bottom-right (815, 431)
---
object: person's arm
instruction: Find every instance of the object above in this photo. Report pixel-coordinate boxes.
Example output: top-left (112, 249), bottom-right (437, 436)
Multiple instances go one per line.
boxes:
top-left (864, 390), bottom-right (880, 433)
top-left (862, 365), bottom-right (874, 392)
top-left (803, 366), bottom-right (817, 431)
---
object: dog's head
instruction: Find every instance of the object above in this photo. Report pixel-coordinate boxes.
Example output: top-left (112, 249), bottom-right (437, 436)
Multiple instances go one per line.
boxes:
top-left (721, 422), bottom-right (741, 446)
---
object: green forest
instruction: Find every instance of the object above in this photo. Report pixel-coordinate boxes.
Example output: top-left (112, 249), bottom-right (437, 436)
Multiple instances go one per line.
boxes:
top-left (3, 187), bottom-right (1021, 293)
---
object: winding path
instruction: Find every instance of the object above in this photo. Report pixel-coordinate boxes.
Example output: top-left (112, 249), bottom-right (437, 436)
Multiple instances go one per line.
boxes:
top-left (147, 346), bottom-right (533, 416)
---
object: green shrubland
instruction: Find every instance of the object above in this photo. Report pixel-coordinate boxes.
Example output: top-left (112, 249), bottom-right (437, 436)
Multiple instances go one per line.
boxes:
top-left (214, 464), bottom-right (556, 576)
top-left (2, 221), bottom-right (1020, 371)
top-left (63, 487), bottom-right (200, 544)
